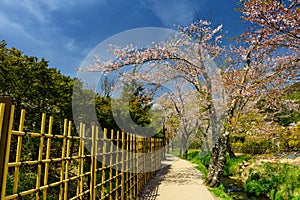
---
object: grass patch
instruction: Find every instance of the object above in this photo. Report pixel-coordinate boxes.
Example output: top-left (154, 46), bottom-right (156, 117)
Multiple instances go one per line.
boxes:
top-left (186, 150), bottom-right (210, 179)
top-left (245, 162), bottom-right (300, 199)
top-left (185, 150), bottom-right (252, 200)
top-left (186, 150), bottom-right (250, 179)
top-left (223, 154), bottom-right (251, 176)
top-left (183, 149), bottom-right (300, 199)
top-left (186, 150), bottom-right (231, 199)
top-left (209, 184), bottom-right (233, 200)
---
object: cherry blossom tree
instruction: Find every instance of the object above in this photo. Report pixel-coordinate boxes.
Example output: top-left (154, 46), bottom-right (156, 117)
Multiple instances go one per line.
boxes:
top-left (81, 20), bottom-right (227, 186)
top-left (241, 0), bottom-right (299, 54)
top-left (80, 0), bottom-right (300, 186)
top-left (156, 78), bottom-right (203, 159)
top-left (202, 0), bottom-right (299, 187)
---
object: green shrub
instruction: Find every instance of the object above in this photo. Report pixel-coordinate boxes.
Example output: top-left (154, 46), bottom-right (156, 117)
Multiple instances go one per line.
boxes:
top-left (245, 163), bottom-right (300, 199)
top-left (198, 152), bottom-right (211, 168)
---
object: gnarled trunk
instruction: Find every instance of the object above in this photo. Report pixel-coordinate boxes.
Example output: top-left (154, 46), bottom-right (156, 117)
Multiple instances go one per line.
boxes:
top-left (204, 132), bottom-right (229, 187)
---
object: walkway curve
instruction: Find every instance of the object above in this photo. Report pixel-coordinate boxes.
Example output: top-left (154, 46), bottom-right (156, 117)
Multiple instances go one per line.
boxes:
top-left (138, 154), bottom-right (216, 200)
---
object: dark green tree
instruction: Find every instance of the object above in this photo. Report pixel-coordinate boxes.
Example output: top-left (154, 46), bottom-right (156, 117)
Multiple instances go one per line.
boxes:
top-left (0, 40), bottom-right (75, 132)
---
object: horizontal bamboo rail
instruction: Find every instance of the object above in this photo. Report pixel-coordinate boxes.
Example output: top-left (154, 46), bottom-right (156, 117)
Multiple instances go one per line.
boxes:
top-left (0, 105), bottom-right (163, 200)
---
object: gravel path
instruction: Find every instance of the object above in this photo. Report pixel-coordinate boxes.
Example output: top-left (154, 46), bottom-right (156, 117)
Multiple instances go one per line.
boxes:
top-left (138, 154), bottom-right (216, 200)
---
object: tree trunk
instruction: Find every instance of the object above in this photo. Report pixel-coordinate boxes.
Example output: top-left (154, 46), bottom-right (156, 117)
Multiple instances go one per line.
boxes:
top-left (200, 134), bottom-right (211, 156)
top-left (182, 136), bottom-right (188, 159)
top-left (200, 141), bottom-right (205, 152)
top-left (179, 139), bottom-right (182, 157)
top-left (204, 133), bottom-right (211, 152)
top-left (227, 141), bottom-right (236, 158)
top-left (204, 132), bottom-right (229, 187)
top-left (166, 139), bottom-right (170, 154)
top-left (171, 139), bottom-right (174, 152)
top-left (182, 149), bottom-right (188, 159)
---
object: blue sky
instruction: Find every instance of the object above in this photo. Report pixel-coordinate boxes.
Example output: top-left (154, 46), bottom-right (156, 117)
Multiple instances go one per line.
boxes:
top-left (0, 0), bottom-right (248, 77)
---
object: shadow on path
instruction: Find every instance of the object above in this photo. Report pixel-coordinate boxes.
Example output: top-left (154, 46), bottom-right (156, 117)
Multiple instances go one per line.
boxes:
top-left (137, 154), bottom-right (215, 200)
top-left (138, 155), bottom-right (177, 199)
top-left (138, 165), bottom-right (171, 199)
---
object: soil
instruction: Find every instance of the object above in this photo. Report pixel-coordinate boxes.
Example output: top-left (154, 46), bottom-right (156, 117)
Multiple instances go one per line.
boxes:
top-left (253, 153), bottom-right (300, 166)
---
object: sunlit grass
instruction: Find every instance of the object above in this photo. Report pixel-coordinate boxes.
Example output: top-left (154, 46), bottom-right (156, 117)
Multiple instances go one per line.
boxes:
top-left (209, 185), bottom-right (233, 200)
top-left (245, 162), bottom-right (300, 199)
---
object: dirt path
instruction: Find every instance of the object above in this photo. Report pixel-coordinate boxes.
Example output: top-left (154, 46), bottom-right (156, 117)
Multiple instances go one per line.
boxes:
top-left (138, 154), bottom-right (216, 200)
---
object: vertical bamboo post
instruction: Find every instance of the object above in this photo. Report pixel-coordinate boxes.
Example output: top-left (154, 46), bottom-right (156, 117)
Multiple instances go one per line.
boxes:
top-left (150, 138), bottom-right (154, 176)
top-left (79, 124), bottom-right (85, 200)
top-left (0, 103), bottom-right (4, 196)
top-left (0, 98), bottom-right (12, 199)
top-left (154, 138), bottom-right (156, 172)
top-left (154, 138), bottom-right (157, 174)
top-left (64, 121), bottom-right (72, 200)
top-left (12, 109), bottom-right (25, 194)
top-left (121, 132), bottom-right (125, 200)
top-left (0, 105), bottom-right (14, 200)
top-left (43, 116), bottom-right (53, 199)
top-left (59, 119), bottom-right (68, 200)
top-left (129, 134), bottom-right (133, 199)
top-left (76, 123), bottom-right (83, 199)
top-left (115, 131), bottom-right (120, 200)
top-left (154, 138), bottom-right (157, 173)
top-left (89, 125), bottom-right (95, 200)
top-left (147, 138), bottom-right (150, 181)
top-left (157, 139), bottom-right (159, 170)
top-left (36, 113), bottom-right (46, 200)
top-left (137, 136), bottom-right (141, 193)
top-left (124, 133), bottom-right (128, 197)
top-left (136, 136), bottom-right (139, 193)
top-left (156, 138), bottom-right (158, 168)
top-left (158, 139), bottom-right (160, 168)
top-left (101, 128), bottom-right (107, 198)
top-left (0, 103), bottom-right (5, 138)
top-left (124, 134), bottom-right (129, 197)
top-left (94, 126), bottom-right (98, 197)
top-left (144, 137), bottom-right (147, 182)
top-left (133, 134), bottom-right (137, 198)
top-left (109, 129), bottom-right (114, 200)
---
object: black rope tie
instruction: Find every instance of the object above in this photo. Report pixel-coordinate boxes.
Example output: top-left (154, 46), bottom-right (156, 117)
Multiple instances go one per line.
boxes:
top-left (17, 192), bottom-right (22, 199)
top-left (24, 131), bottom-right (28, 137)
top-left (37, 189), bottom-right (42, 197)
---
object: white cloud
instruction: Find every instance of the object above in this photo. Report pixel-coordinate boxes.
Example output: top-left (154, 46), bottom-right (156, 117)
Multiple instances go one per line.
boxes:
top-left (40, 0), bottom-right (106, 11)
top-left (1, 0), bottom-right (47, 23)
top-left (66, 38), bottom-right (82, 53)
top-left (0, 0), bottom-right (87, 75)
top-left (0, 0), bottom-right (91, 50)
top-left (20, 0), bottom-right (47, 23)
top-left (66, 19), bottom-right (83, 26)
top-left (145, 0), bottom-right (199, 26)
top-left (0, 12), bottom-right (44, 45)
top-left (1, 0), bottom-right (106, 21)
top-left (41, 0), bottom-right (61, 11)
